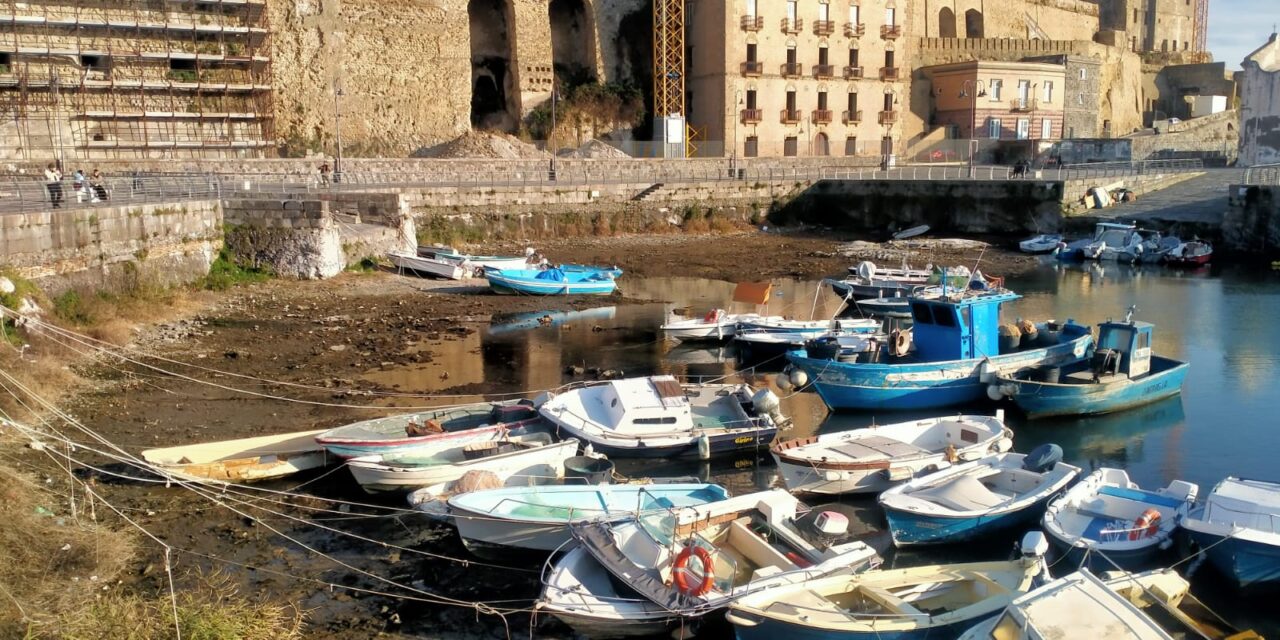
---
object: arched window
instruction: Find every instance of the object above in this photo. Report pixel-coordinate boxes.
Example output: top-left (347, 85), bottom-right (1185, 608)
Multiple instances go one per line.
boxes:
top-left (938, 7), bottom-right (956, 38)
top-left (964, 9), bottom-right (984, 38)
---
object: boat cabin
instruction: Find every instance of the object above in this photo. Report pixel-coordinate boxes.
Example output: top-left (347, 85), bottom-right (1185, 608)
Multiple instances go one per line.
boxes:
top-left (1090, 319), bottom-right (1152, 379)
top-left (594, 376), bottom-right (694, 432)
top-left (908, 291), bottom-right (1019, 361)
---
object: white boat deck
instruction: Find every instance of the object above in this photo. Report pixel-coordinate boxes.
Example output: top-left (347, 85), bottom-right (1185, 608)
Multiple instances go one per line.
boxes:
top-left (994, 572), bottom-right (1171, 639)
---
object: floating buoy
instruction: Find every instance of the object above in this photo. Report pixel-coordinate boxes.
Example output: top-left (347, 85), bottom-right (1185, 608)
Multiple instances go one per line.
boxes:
top-left (775, 374), bottom-right (794, 392)
top-left (987, 384), bottom-right (1006, 402)
top-left (789, 368), bottom-right (809, 389)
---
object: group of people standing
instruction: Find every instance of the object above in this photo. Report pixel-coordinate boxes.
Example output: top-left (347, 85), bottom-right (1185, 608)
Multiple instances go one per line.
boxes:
top-left (44, 164), bottom-right (109, 208)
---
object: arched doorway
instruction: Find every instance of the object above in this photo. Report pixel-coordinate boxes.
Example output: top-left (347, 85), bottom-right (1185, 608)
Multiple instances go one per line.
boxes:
top-left (938, 7), bottom-right (956, 38)
top-left (964, 9), bottom-right (984, 38)
top-left (469, 0), bottom-right (518, 131)
top-left (549, 0), bottom-right (597, 85)
top-left (814, 132), bottom-right (830, 156)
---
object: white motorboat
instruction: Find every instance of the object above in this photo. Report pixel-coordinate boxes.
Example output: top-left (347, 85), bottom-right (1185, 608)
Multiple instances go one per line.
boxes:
top-left (346, 432), bottom-right (576, 493)
top-left (536, 376), bottom-right (786, 459)
top-left (1181, 477), bottom-right (1280, 588)
top-left (1042, 468), bottom-right (1198, 570)
top-left (1019, 233), bottom-right (1063, 254)
top-left (1082, 222), bottom-right (1141, 262)
top-left (419, 245), bottom-right (537, 272)
top-left (878, 446), bottom-right (1081, 547)
top-left (388, 250), bottom-right (470, 280)
top-left (546, 489), bottom-right (881, 634)
top-left (659, 309), bottom-right (761, 342)
top-left (140, 429), bottom-right (332, 483)
top-left (770, 414), bottom-right (1013, 495)
top-left (537, 544), bottom-right (685, 638)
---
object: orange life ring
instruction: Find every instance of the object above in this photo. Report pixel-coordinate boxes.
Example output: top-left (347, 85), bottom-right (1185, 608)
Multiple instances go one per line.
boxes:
top-left (672, 545), bottom-right (715, 597)
top-left (1130, 508), bottom-right (1161, 541)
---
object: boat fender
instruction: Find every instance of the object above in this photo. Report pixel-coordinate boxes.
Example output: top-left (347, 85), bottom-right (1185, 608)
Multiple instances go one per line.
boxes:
top-left (697, 432), bottom-right (711, 461)
top-left (986, 384), bottom-right (1005, 402)
top-left (774, 373), bottom-right (793, 392)
top-left (1130, 509), bottom-right (1161, 541)
top-left (672, 545), bottom-right (715, 597)
top-left (788, 368), bottom-right (809, 389)
top-left (856, 261), bottom-right (877, 280)
top-left (1021, 443), bottom-right (1063, 473)
top-left (824, 470), bottom-right (842, 482)
top-left (994, 436), bottom-right (1014, 453)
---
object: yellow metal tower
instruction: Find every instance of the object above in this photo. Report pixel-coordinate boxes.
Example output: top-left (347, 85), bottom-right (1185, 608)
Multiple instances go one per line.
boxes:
top-left (653, 0), bottom-right (686, 156)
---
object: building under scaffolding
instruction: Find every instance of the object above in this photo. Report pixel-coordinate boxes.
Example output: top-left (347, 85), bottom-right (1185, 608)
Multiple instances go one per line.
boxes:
top-left (0, 0), bottom-right (275, 162)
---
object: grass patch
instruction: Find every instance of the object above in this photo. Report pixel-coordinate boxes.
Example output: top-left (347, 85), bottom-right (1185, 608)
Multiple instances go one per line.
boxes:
top-left (200, 249), bottom-right (272, 291)
top-left (415, 215), bottom-right (486, 246)
top-left (346, 256), bottom-right (378, 273)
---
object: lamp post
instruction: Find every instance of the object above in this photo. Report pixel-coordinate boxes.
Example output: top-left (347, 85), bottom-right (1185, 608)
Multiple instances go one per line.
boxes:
top-left (333, 86), bottom-right (345, 183)
top-left (960, 79), bottom-right (987, 178)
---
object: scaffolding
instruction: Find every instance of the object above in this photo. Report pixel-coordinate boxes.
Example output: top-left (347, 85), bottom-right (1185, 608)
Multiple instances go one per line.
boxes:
top-left (0, 0), bottom-right (275, 161)
top-left (1192, 0), bottom-right (1207, 53)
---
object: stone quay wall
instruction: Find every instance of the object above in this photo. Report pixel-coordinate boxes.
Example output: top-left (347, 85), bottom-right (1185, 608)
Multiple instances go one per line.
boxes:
top-left (1223, 185), bottom-right (1280, 257)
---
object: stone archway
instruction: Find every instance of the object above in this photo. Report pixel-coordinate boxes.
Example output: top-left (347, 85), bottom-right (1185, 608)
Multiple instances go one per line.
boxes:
top-left (938, 7), bottom-right (956, 38)
top-left (469, 0), bottom-right (518, 131)
top-left (964, 9), bottom-right (984, 38)
top-left (549, 0), bottom-right (597, 85)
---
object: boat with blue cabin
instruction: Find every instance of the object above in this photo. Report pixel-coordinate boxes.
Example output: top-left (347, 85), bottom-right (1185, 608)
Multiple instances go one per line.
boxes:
top-left (878, 445), bottom-right (1081, 547)
top-left (786, 288), bottom-right (1093, 411)
top-left (990, 311), bottom-right (1189, 419)
top-left (1181, 477), bottom-right (1280, 588)
top-left (1041, 468), bottom-right (1198, 570)
top-left (485, 266), bottom-right (620, 296)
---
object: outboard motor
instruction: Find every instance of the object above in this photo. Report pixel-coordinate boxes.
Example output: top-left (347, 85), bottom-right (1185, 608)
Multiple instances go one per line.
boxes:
top-left (1022, 443), bottom-right (1063, 473)
top-left (1019, 530), bottom-right (1053, 587)
top-left (751, 388), bottom-right (786, 426)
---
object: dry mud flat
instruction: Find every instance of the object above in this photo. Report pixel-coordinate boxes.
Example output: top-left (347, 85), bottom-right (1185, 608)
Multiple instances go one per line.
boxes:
top-left (44, 232), bottom-right (1035, 638)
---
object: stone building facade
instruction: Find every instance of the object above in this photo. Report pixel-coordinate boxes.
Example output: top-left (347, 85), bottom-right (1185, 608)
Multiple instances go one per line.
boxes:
top-left (1025, 55), bottom-right (1104, 138)
top-left (1239, 34), bottom-right (1280, 167)
top-left (909, 0), bottom-right (1100, 42)
top-left (1096, 0), bottom-right (1201, 55)
top-left (924, 60), bottom-right (1066, 141)
top-left (685, 0), bottom-right (911, 158)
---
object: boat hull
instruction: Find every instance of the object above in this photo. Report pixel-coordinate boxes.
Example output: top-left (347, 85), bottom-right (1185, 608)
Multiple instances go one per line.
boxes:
top-left (348, 439), bottom-right (578, 493)
top-left (455, 510), bottom-right (579, 552)
top-left (551, 423), bottom-right (777, 459)
top-left (317, 416), bottom-right (546, 459)
top-left (487, 277), bottom-right (617, 296)
top-left (661, 323), bottom-right (737, 342)
top-left (1003, 358), bottom-right (1188, 419)
top-left (788, 330), bottom-right (1091, 411)
top-left (1046, 536), bottom-right (1164, 572)
top-left (1185, 528), bottom-right (1280, 588)
top-left (883, 495), bottom-right (1055, 547)
top-left (732, 616), bottom-right (992, 640)
top-left (141, 429), bottom-right (333, 483)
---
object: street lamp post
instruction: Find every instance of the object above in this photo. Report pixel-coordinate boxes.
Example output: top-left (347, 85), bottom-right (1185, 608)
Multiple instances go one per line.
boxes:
top-left (960, 79), bottom-right (987, 178)
top-left (333, 86), bottom-right (345, 183)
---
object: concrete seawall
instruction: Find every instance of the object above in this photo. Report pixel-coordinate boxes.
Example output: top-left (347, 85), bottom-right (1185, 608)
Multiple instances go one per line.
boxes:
top-left (1223, 185), bottom-right (1280, 256)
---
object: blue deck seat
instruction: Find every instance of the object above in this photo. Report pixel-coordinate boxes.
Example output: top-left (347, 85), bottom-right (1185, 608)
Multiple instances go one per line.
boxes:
top-left (1097, 485), bottom-right (1183, 509)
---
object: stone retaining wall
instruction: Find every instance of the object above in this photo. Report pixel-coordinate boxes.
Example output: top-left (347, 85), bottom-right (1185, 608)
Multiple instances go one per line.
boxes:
top-left (1223, 185), bottom-right (1280, 256)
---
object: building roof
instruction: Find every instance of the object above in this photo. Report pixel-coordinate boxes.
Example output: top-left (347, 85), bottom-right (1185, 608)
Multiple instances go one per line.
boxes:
top-left (1242, 33), bottom-right (1280, 72)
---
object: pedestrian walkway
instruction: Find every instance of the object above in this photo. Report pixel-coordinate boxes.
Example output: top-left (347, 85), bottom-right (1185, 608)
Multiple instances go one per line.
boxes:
top-left (1094, 169), bottom-right (1243, 225)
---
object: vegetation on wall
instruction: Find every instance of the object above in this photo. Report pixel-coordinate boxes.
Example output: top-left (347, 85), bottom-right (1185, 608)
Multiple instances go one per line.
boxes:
top-left (524, 79), bottom-right (645, 144)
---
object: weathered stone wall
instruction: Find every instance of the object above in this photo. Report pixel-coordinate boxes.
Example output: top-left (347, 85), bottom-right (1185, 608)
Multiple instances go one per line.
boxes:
top-left (910, 0), bottom-right (1099, 41)
top-left (1239, 36), bottom-right (1280, 166)
top-left (1223, 185), bottom-right (1280, 256)
top-left (0, 201), bottom-right (223, 294)
top-left (1126, 111), bottom-right (1237, 162)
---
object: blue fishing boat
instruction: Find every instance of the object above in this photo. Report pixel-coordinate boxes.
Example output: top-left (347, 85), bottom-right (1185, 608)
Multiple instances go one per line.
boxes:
top-left (1181, 477), bottom-right (1280, 588)
top-left (878, 445), bottom-right (1081, 547)
top-left (485, 266), bottom-right (620, 296)
top-left (989, 311), bottom-right (1188, 419)
top-left (786, 289), bottom-right (1093, 411)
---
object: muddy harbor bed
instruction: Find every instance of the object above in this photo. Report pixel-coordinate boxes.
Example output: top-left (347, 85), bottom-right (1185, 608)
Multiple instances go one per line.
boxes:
top-left (13, 231), bottom-right (1037, 638)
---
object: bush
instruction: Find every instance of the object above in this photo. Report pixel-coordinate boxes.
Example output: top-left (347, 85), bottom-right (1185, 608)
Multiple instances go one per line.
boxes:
top-left (200, 249), bottom-right (271, 291)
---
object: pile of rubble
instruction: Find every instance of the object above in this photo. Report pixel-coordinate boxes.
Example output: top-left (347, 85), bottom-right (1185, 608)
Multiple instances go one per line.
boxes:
top-left (558, 139), bottom-right (631, 159)
top-left (426, 130), bottom-right (549, 159)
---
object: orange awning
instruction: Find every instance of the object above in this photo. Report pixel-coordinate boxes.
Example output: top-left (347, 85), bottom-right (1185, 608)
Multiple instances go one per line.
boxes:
top-left (732, 281), bottom-right (773, 306)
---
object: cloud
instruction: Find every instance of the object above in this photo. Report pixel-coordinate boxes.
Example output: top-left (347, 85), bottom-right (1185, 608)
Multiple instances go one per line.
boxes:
top-left (1208, 0), bottom-right (1277, 68)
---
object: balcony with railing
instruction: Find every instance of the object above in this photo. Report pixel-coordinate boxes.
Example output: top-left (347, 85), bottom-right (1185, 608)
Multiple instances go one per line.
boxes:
top-left (844, 22), bottom-right (865, 37)
top-left (813, 20), bottom-right (835, 35)
top-left (843, 65), bottom-right (864, 79)
top-left (881, 24), bottom-right (902, 39)
top-left (740, 108), bottom-right (762, 124)
top-left (879, 66), bottom-right (901, 81)
top-left (780, 109), bottom-right (801, 124)
top-left (812, 109), bottom-right (833, 124)
top-left (813, 64), bottom-right (835, 79)
top-left (878, 110), bottom-right (898, 125)
top-left (781, 17), bottom-right (803, 33)
top-left (741, 61), bottom-right (763, 76)
top-left (740, 14), bottom-right (764, 31)
top-left (780, 62), bottom-right (803, 78)
top-left (842, 109), bottom-right (863, 124)
top-left (1010, 98), bottom-right (1038, 112)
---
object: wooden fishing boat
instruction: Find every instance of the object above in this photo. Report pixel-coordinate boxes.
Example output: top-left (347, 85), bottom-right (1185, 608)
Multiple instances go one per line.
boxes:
top-left (770, 414), bottom-right (1013, 496)
top-left (1042, 468), bottom-right (1198, 570)
top-left (878, 446), bottom-right (1081, 547)
top-left (314, 400), bottom-right (544, 459)
top-left (140, 429), bottom-right (333, 483)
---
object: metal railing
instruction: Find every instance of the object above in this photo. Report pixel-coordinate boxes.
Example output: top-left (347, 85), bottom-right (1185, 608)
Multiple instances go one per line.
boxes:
top-left (740, 14), bottom-right (764, 30)
top-left (1242, 163), bottom-right (1280, 186)
top-left (844, 22), bottom-right (865, 37)
top-left (843, 65), bottom-right (864, 79)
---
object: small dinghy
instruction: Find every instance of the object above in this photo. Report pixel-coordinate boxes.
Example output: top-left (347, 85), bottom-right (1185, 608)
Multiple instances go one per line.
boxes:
top-left (553, 489), bottom-right (881, 633)
top-left (346, 432), bottom-right (577, 494)
top-left (771, 414), bottom-right (1013, 496)
top-left (991, 312), bottom-right (1189, 419)
top-left (878, 445), bottom-right (1081, 547)
top-left (537, 544), bottom-right (685, 638)
top-left (1042, 468), bottom-right (1198, 570)
top-left (486, 266), bottom-right (620, 295)
top-left (406, 454), bottom-right (615, 522)
top-left (141, 429), bottom-right (332, 483)
top-left (388, 251), bottom-right (470, 280)
top-left (736, 316), bottom-right (879, 336)
top-left (659, 309), bottom-right (759, 342)
top-left (420, 245), bottom-right (536, 272)
top-left (958, 568), bottom-right (1261, 640)
top-left (449, 483), bottom-right (730, 553)
top-left (727, 531), bottom-right (1050, 640)
top-left (314, 400), bottom-right (543, 458)
top-left (537, 376), bottom-right (787, 458)
top-left (1165, 239), bottom-right (1213, 267)
top-left (1019, 233), bottom-right (1063, 254)
top-left (1181, 477), bottom-right (1280, 588)
top-left (734, 320), bottom-right (881, 364)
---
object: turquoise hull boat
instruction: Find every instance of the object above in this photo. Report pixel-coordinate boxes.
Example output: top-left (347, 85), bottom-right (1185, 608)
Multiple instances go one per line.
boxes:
top-left (485, 266), bottom-right (620, 295)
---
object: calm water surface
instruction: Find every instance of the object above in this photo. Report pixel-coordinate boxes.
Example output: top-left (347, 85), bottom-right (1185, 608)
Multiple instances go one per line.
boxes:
top-left (380, 261), bottom-right (1280, 635)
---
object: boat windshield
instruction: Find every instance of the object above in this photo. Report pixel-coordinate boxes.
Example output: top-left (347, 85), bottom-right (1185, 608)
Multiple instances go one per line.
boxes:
top-left (1097, 230), bottom-right (1131, 246)
top-left (1098, 327), bottom-right (1133, 351)
top-left (636, 488), bottom-right (679, 547)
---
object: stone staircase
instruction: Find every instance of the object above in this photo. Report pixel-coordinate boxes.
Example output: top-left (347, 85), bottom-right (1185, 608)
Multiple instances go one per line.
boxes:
top-left (631, 183), bottom-right (665, 201)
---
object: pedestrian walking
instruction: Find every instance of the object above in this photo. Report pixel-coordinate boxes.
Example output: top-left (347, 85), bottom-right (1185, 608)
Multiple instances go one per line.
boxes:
top-left (318, 161), bottom-right (332, 186)
top-left (89, 168), bottom-right (108, 202)
top-left (73, 168), bottom-right (87, 202)
top-left (44, 163), bottom-right (63, 208)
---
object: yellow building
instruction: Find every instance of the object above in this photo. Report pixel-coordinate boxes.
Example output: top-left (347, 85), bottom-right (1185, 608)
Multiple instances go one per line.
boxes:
top-left (686, 0), bottom-right (910, 158)
top-left (924, 60), bottom-right (1067, 143)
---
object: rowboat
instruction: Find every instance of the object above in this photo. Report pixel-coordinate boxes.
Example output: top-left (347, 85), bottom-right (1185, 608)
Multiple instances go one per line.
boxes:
top-left (536, 376), bottom-right (786, 458)
top-left (1019, 233), bottom-right (1063, 254)
top-left (659, 309), bottom-right (762, 342)
top-left (770, 414), bottom-right (1013, 495)
top-left (1165, 239), bottom-right (1213, 266)
top-left (726, 532), bottom-right (1049, 640)
top-left (141, 429), bottom-right (333, 483)
top-left (878, 446), bottom-right (1081, 547)
top-left (387, 251), bottom-right (470, 280)
top-left (449, 483), bottom-right (730, 553)
top-left (485, 267), bottom-right (619, 296)
top-left (314, 400), bottom-right (543, 459)
top-left (420, 245), bottom-right (536, 272)
top-left (1181, 477), bottom-right (1280, 588)
top-left (1042, 467), bottom-right (1198, 570)
top-left (346, 432), bottom-right (578, 494)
